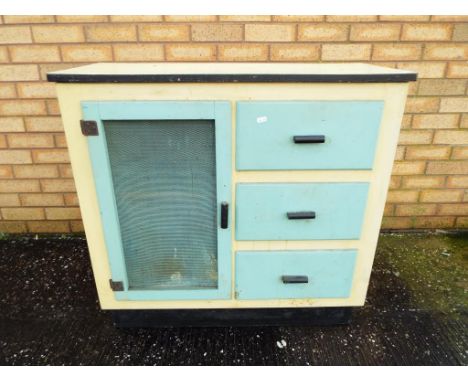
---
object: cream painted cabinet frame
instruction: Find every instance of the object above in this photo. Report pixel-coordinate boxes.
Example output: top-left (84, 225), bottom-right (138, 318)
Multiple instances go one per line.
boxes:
top-left (49, 63), bottom-right (416, 326)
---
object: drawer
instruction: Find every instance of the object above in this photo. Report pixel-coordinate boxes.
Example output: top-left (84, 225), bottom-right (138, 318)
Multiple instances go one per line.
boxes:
top-left (236, 183), bottom-right (369, 240)
top-left (236, 101), bottom-right (383, 170)
top-left (235, 250), bottom-right (357, 300)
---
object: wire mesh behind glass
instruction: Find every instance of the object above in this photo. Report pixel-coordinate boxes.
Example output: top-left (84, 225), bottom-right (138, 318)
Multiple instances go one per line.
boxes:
top-left (104, 120), bottom-right (218, 290)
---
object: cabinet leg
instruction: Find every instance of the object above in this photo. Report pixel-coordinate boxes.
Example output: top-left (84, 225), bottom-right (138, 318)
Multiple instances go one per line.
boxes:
top-left (110, 307), bottom-right (353, 328)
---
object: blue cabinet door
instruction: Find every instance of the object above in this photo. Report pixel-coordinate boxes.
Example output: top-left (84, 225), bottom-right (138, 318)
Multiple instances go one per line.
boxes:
top-left (236, 250), bottom-right (357, 300)
top-left (236, 101), bottom-right (384, 170)
top-left (82, 101), bottom-right (232, 301)
top-left (236, 182), bottom-right (369, 240)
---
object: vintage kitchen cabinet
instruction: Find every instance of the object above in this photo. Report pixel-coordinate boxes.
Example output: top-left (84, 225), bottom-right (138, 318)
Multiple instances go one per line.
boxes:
top-left (48, 63), bottom-right (416, 326)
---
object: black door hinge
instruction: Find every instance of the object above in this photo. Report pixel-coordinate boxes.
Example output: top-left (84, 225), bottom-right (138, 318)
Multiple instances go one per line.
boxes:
top-left (80, 120), bottom-right (98, 136)
top-left (109, 279), bottom-right (124, 291)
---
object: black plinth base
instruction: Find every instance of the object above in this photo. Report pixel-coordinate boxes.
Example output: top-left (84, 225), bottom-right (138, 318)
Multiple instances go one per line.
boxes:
top-left (110, 307), bottom-right (353, 328)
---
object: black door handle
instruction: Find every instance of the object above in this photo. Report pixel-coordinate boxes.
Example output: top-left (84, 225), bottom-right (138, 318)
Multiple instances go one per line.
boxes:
top-left (282, 275), bottom-right (309, 284)
top-left (220, 202), bottom-right (229, 229)
top-left (287, 211), bottom-right (316, 220)
top-left (293, 135), bottom-right (325, 144)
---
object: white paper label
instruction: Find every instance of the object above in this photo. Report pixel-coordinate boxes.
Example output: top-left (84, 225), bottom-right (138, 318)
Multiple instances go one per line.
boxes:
top-left (256, 116), bottom-right (268, 124)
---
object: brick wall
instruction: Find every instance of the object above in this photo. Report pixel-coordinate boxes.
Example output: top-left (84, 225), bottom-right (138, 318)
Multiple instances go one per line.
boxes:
top-left (0, 15), bottom-right (467, 233)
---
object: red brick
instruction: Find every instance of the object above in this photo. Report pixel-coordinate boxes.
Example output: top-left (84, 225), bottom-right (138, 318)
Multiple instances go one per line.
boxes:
top-left (218, 16), bottom-right (269, 22)
top-left (17, 83), bottom-right (56, 98)
top-left (272, 16), bottom-right (324, 22)
top-left (109, 16), bottom-right (163, 22)
top-left (386, 190), bottom-right (419, 203)
top-left (397, 62), bottom-right (446, 78)
top-left (8, 133), bottom-right (55, 148)
top-left (412, 217), bottom-right (455, 229)
top-left (326, 16), bottom-right (377, 22)
top-left (350, 24), bottom-right (400, 41)
top-left (0, 179), bottom-right (40, 192)
top-left (46, 99), bottom-right (60, 115)
top-left (2, 207), bottom-right (44, 220)
top-left (426, 161), bottom-right (468, 174)
top-left (446, 176), bottom-right (468, 188)
top-left (0, 162), bottom-right (10, 175)
top-left (3, 16), bottom-right (55, 24)
top-left (13, 164), bottom-right (58, 178)
top-left (10, 46), bottom-right (60, 63)
top-left (0, 194), bottom-right (20, 206)
top-left (139, 25), bottom-right (190, 41)
top-left (398, 130), bottom-right (433, 145)
top-left (439, 98), bottom-right (468, 113)
top-left (56, 16), bottom-right (108, 23)
top-left (418, 79), bottom-right (467, 96)
top-left (218, 44), bottom-right (268, 61)
top-left (25, 117), bottom-right (63, 132)
top-left (401, 175), bottom-right (445, 189)
top-left (85, 25), bottom-right (137, 42)
top-left (420, 189), bottom-right (462, 202)
top-left (451, 147), bottom-right (468, 160)
top-left (32, 25), bottom-right (85, 43)
top-left (64, 193), bottom-right (79, 206)
top-left (70, 220), bottom-right (84, 232)
top-left (391, 161), bottom-right (426, 175)
top-left (245, 24), bottom-right (296, 42)
top-left (0, 26), bottom-right (32, 44)
top-left (166, 44), bottom-right (217, 61)
top-left (20, 194), bottom-right (64, 206)
top-left (395, 204), bottom-right (437, 216)
top-left (45, 207), bottom-right (81, 220)
top-left (58, 164), bottom-right (73, 178)
top-left (321, 44), bottom-right (372, 61)
top-left (405, 146), bottom-right (451, 160)
top-left (270, 44), bottom-right (320, 61)
top-left (40, 179), bottom-right (75, 192)
top-left (0, 150), bottom-right (32, 164)
top-left (192, 24), bottom-right (243, 42)
top-left (299, 24), bottom-right (348, 41)
top-left (447, 62), bottom-right (468, 78)
top-left (373, 44), bottom-right (422, 61)
top-left (379, 16), bottom-right (431, 22)
top-left (0, 118), bottom-right (24, 132)
top-left (402, 24), bottom-right (452, 41)
top-left (404, 97), bottom-right (440, 113)
top-left (0, 84), bottom-right (15, 99)
top-left (424, 44), bottom-right (468, 60)
top-left (381, 217), bottom-right (413, 229)
top-left (412, 114), bottom-right (459, 129)
top-left (167, 16), bottom-right (218, 22)
top-left (0, 100), bottom-right (47, 116)
top-left (61, 45), bottom-right (113, 62)
top-left (0, 65), bottom-right (39, 81)
top-left (433, 130), bottom-right (468, 145)
top-left (32, 149), bottom-right (69, 164)
top-left (438, 203), bottom-right (468, 216)
top-left (113, 44), bottom-right (164, 62)
top-left (27, 221), bottom-right (70, 233)
top-left (456, 217), bottom-right (468, 228)
top-left (0, 222), bottom-right (27, 233)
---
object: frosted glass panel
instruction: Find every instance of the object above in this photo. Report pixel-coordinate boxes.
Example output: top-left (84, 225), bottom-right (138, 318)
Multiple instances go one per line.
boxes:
top-left (104, 120), bottom-right (218, 290)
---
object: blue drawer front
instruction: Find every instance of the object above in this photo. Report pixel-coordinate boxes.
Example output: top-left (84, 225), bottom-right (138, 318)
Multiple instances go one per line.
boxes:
top-left (236, 101), bottom-right (383, 170)
top-left (235, 250), bottom-right (357, 300)
top-left (236, 183), bottom-right (369, 240)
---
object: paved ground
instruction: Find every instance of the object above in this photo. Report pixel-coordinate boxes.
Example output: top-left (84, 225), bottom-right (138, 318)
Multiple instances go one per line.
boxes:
top-left (0, 232), bottom-right (466, 365)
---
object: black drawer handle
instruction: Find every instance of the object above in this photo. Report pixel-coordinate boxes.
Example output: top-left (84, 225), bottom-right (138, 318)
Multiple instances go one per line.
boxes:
top-left (282, 275), bottom-right (309, 284)
top-left (293, 135), bottom-right (325, 144)
top-left (220, 202), bottom-right (229, 229)
top-left (287, 211), bottom-right (316, 220)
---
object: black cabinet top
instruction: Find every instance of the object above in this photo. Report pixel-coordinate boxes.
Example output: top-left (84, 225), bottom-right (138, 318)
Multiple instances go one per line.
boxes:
top-left (48, 63), bottom-right (417, 83)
